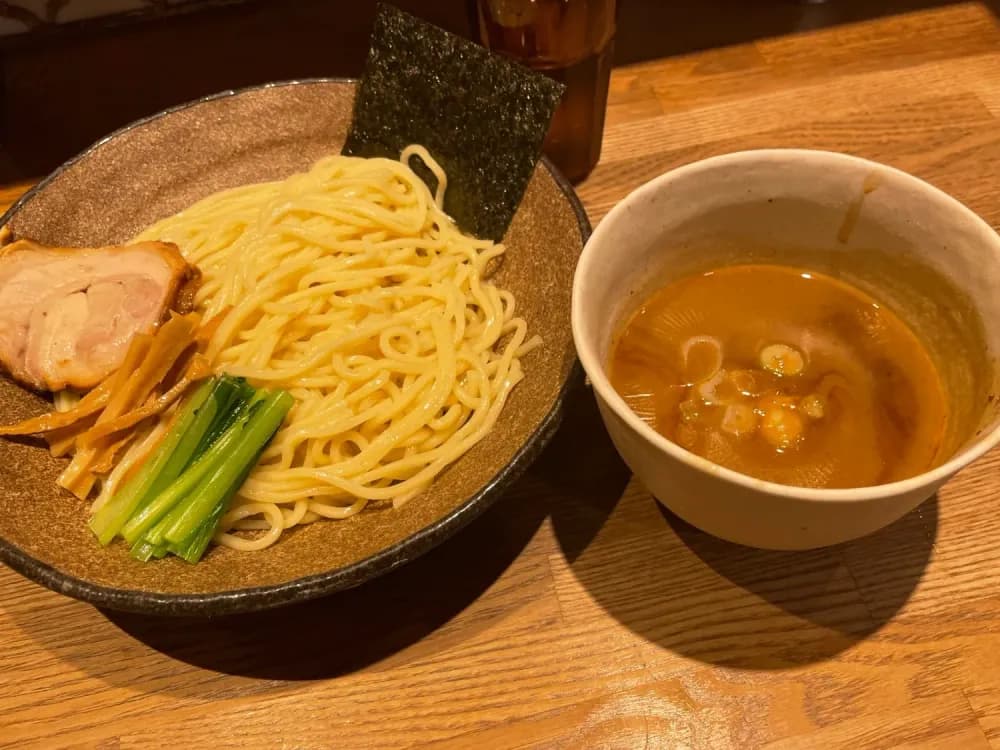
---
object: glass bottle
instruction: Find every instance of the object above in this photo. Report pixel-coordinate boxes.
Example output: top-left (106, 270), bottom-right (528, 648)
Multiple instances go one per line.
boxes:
top-left (472, 0), bottom-right (617, 183)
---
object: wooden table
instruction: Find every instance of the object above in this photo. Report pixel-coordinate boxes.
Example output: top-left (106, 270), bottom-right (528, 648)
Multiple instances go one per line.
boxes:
top-left (4, 3), bottom-right (1000, 747)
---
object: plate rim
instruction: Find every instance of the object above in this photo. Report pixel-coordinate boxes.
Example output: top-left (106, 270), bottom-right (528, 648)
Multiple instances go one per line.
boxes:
top-left (0, 77), bottom-right (590, 616)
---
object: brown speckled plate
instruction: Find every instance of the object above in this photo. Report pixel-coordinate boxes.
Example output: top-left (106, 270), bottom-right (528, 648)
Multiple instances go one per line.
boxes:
top-left (0, 79), bottom-right (588, 616)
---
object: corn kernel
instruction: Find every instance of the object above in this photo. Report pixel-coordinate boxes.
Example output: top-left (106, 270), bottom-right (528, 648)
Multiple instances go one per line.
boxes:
top-left (800, 394), bottom-right (825, 419)
top-left (760, 406), bottom-right (805, 450)
top-left (678, 398), bottom-right (701, 423)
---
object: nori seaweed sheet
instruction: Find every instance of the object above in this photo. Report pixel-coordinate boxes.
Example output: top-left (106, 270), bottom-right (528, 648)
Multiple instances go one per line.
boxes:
top-left (343, 3), bottom-right (565, 241)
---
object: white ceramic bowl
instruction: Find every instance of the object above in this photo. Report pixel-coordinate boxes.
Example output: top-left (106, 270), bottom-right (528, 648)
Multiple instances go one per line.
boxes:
top-left (573, 149), bottom-right (1000, 550)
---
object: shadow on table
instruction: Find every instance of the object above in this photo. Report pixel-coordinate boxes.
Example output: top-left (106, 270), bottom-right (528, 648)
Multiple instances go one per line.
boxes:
top-left (551, 471), bottom-right (937, 669)
top-left (94, 382), bottom-right (630, 684)
top-left (100, 496), bottom-right (543, 682)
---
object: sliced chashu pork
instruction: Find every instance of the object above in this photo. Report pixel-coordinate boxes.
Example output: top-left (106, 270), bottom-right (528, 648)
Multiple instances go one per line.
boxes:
top-left (0, 239), bottom-right (199, 392)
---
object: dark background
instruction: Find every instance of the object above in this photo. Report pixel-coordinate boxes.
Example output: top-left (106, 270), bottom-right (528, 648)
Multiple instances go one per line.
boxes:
top-left (0, 0), bottom-right (978, 182)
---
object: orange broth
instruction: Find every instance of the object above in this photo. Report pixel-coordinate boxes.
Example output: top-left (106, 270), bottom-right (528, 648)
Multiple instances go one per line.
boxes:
top-left (607, 264), bottom-right (949, 488)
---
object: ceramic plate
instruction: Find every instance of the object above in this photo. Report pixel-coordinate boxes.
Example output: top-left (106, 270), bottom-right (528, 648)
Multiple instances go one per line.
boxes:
top-left (0, 79), bottom-right (588, 615)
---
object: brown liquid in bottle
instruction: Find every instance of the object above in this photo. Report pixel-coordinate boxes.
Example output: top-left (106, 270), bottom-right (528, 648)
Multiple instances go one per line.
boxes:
top-left (473, 0), bottom-right (616, 182)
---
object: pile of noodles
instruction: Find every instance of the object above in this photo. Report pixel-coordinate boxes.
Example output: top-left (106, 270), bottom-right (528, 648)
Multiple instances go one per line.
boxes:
top-left (106, 146), bottom-right (539, 551)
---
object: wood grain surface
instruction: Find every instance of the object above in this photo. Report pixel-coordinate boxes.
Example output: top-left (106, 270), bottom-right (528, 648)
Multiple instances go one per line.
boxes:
top-left (3, 3), bottom-right (1000, 748)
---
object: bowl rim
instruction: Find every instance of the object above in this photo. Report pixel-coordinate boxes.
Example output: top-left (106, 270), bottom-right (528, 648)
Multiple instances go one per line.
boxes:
top-left (573, 147), bottom-right (1000, 503)
top-left (0, 77), bottom-right (590, 616)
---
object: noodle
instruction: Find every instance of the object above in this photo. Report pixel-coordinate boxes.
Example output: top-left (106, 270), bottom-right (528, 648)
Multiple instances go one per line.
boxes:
top-left (128, 145), bottom-right (538, 550)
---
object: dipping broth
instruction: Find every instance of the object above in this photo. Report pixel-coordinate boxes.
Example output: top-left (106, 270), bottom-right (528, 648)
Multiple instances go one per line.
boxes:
top-left (608, 264), bottom-right (949, 489)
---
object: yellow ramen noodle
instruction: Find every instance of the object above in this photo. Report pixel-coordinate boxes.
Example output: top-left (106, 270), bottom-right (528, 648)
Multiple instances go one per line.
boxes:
top-left (129, 146), bottom-right (539, 551)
